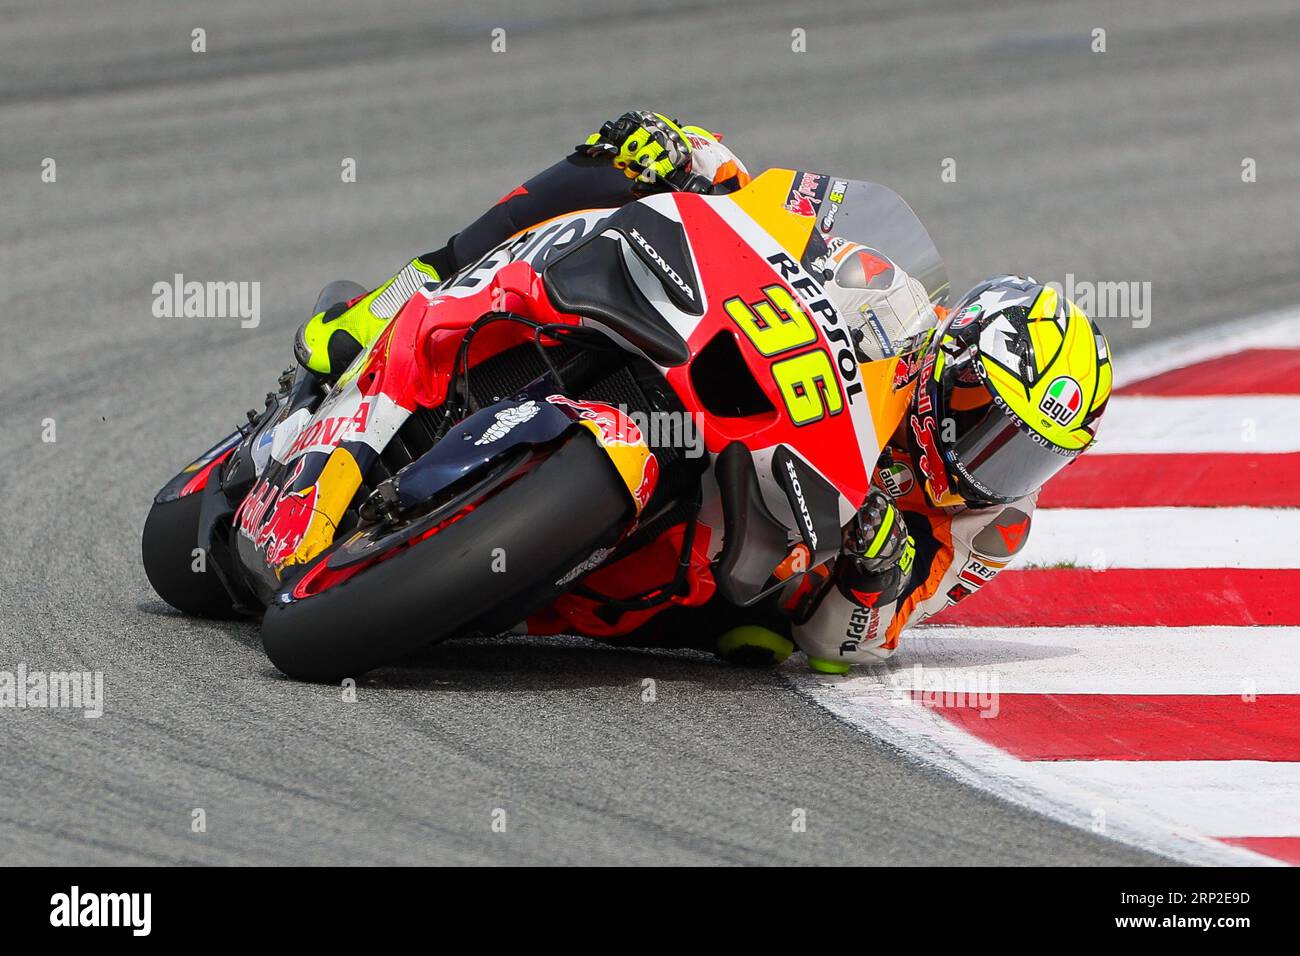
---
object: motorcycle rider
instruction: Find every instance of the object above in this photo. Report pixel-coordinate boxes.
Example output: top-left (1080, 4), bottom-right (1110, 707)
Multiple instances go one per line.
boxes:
top-left (294, 111), bottom-right (1113, 673)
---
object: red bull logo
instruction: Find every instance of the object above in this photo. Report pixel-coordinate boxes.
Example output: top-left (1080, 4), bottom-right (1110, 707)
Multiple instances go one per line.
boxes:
top-left (909, 411), bottom-right (951, 502)
top-left (631, 452), bottom-right (660, 511)
top-left (785, 193), bottom-right (817, 217)
top-left (545, 395), bottom-right (644, 446)
top-left (546, 395), bottom-right (659, 512)
top-left (257, 485), bottom-right (319, 568)
top-left (233, 460), bottom-right (321, 569)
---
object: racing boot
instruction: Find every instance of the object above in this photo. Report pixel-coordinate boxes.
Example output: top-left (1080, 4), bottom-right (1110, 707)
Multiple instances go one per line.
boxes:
top-left (294, 255), bottom-right (444, 382)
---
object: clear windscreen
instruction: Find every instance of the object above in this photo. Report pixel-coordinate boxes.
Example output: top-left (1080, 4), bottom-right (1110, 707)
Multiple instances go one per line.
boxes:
top-left (792, 173), bottom-right (949, 357)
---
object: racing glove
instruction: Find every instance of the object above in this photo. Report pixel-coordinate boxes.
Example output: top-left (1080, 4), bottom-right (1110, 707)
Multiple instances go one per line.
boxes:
top-left (802, 491), bottom-right (917, 674)
top-left (842, 489), bottom-right (916, 599)
top-left (578, 110), bottom-right (696, 187)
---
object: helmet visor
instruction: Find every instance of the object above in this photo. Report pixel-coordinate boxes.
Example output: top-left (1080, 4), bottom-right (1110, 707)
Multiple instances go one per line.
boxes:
top-left (943, 399), bottom-right (1080, 503)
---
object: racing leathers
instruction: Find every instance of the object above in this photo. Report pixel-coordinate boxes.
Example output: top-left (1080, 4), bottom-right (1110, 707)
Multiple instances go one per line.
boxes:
top-left (791, 442), bottom-right (1037, 667)
top-left (293, 110), bottom-right (1034, 669)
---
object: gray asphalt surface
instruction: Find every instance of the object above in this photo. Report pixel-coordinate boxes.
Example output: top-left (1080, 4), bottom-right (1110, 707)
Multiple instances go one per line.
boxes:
top-left (2, 0), bottom-right (1295, 865)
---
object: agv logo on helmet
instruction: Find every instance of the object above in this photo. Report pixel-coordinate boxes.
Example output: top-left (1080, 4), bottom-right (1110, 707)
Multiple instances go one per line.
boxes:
top-left (1039, 375), bottom-right (1084, 427)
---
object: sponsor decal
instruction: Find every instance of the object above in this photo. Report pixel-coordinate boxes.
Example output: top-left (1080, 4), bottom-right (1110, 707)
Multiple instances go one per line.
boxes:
top-left (911, 411), bottom-right (949, 502)
top-left (785, 193), bottom-right (817, 217)
top-left (764, 251), bottom-right (863, 405)
top-left (630, 455), bottom-right (659, 511)
top-left (445, 211), bottom-right (611, 293)
top-left (909, 350), bottom-right (952, 501)
top-left (475, 400), bottom-right (539, 446)
top-left (818, 179), bottom-right (850, 234)
top-left (849, 588), bottom-right (882, 607)
top-left (946, 582), bottom-right (974, 604)
top-left (547, 395), bottom-right (640, 444)
top-left (628, 226), bottom-right (696, 303)
top-left (946, 556), bottom-right (1003, 608)
top-left (893, 350), bottom-right (921, 389)
top-left (852, 249), bottom-right (895, 288)
top-left (996, 515), bottom-right (1030, 553)
top-left (825, 235), bottom-right (850, 257)
top-left (863, 308), bottom-right (895, 357)
top-left (1040, 375), bottom-right (1083, 426)
top-left (784, 457), bottom-right (819, 550)
top-left (796, 171), bottom-right (824, 195)
top-left (877, 459), bottom-right (916, 498)
top-left (971, 508), bottom-right (1032, 557)
top-left (784, 170), bottom-right (826, 217)
top-left (234, 460), bottom-right (322, 569)
top-left (951, 303), bottom-right (983, 331)
top-left (258, 486), bottom-right (318, 568)
top-left (283, 399), bottom-right (371, 460)
top-left (948, 556), bottom-right (1001, 605)
top-left (992, 395), bottom-right (1078, 457)
top-left (959, 558), bottom-right (999, 586)
top-left (546, 395), bottom-right (659, 511)
top-left (493, 183), bottom-right (528, 207)
top-left (840, 602), bottom-right (882, 655)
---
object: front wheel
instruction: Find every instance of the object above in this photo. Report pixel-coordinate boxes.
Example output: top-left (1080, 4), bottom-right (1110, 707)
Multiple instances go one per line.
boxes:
top-left (260, 433), bottom-right (633, 681)
top-left (142, 491), bottom-right (239, 619)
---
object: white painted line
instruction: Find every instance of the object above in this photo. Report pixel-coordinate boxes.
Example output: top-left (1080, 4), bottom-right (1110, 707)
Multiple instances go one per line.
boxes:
top-left (1113, 305), bottom-right (1300, 388)
top-left (1094, 396), bottom-right (1300, 454)
top-left (789, 671), bottom-right (1281, 865)
top-left (872, 626), bottom-right (1300, 695)
top-left (1047, 761), bottom-right (1300, 838)
top-left (1017, 507), bottom-right (1300, 569)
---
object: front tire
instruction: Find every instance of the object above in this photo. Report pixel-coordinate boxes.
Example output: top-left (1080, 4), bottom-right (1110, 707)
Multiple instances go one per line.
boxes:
top-left (142, 492), bottom-right (239, 618)
top-left (260, 433), bottom-right (632, 681)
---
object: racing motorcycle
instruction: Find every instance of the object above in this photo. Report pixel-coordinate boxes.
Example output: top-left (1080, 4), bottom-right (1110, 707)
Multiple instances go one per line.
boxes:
top-left (142, 168), bottom-right (948, 680)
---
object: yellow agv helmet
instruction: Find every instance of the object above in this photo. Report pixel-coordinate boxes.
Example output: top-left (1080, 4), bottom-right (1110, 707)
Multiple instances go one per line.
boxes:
top-left (907, 275), bottom-right (1112, 507)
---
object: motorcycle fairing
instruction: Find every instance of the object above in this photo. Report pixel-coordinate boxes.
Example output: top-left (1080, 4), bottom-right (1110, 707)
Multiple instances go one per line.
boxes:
top-left (388, 385), bottom-right (656, 516)
top-left (641, 170), bottom-right (945, 596)
top-left (153, 430), bottom-right (241, 503)
top-left (646, 187), bottom-right (874, 512)
top-left (437, 209), bottom-right (616, 301)
top-left (541, 210), bottom-right (693, 366)
top-left (233, 319), bottom-right (422, 590)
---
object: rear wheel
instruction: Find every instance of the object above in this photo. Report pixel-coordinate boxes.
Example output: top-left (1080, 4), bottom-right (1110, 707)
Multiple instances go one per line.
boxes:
top-left (260, 433), bottom-right (632, 681)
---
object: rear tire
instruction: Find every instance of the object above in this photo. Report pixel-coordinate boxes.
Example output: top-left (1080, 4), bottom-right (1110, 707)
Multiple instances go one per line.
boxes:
top-left (142, 492), bottom-right (239, 618)
top-left (260, 434), bottom-right (632, 681)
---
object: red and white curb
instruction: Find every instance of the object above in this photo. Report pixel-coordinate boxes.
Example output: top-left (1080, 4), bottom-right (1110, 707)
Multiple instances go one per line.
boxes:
top-left (792, 305), bottom-right (1300, 866)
